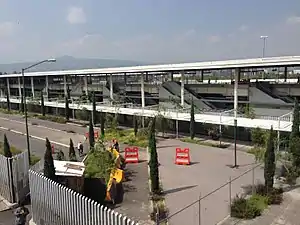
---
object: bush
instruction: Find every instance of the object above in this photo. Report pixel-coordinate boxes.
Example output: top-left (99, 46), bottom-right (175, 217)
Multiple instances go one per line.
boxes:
top-left (247, 147), bottom-right (265, 162)
top-left (230, 195), bottom-right (266, 219)
top-left (150, 200), bottom-right (168, 221)
top-left (84, 148), bottom-right (116, 182)
top-left (253, 184), bottom-right (283, 205)
top-left (267, 188), bottom-right (283, 205)
top-left (207, 128), bottom-right (220, 140)
top-left (251, 127), bottom-right (268, 146)
top-left (76, 108), bottom-right (90, 121)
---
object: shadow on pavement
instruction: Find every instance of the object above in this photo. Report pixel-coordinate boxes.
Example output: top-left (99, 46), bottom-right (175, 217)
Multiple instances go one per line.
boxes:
top-left (164, 185), bottom-right (198, 195)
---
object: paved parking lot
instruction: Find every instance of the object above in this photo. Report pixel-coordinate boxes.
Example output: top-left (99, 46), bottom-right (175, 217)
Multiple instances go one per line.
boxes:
top-left (157, 139), bottom-right (264, 225)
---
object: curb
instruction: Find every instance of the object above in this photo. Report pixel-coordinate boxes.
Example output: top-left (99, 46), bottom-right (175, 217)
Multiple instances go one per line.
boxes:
top-left (215, 215), bottom-right (231, 225)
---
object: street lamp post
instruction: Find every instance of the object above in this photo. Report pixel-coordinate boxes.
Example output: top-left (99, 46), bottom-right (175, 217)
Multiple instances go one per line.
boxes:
top-left (260, 36), bottom-right (268, 79)
top-left (260, 35), bottom-right (268, 58)
top-left (22, 59), bottom-right (56, 164)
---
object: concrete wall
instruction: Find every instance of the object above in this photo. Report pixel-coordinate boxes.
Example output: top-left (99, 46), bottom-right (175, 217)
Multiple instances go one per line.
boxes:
top-left (248, 87), bottom-right (287, 104)
top-left (253, 107), bottom-right (292, 117)
top-left (273, 84), bottom-right (300, 96)
top-left (125, 84), bottom-right (158, 94)
top-left (187, 84), bottom-right (249, 96)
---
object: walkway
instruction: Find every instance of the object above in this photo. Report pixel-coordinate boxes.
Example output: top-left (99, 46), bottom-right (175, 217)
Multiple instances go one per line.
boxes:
top-left (0, 97), bottom-right (294, 132)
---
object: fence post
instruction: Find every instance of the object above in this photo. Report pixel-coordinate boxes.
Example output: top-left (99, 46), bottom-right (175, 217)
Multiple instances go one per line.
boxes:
top-left (198, 192), bottom-right (201, 225)
top-left (229, 176), bottom-right (232, 210)
top-left (252, 164), bottom-right (255, 195)
top-left (8, 157), bottom-right (16, 203)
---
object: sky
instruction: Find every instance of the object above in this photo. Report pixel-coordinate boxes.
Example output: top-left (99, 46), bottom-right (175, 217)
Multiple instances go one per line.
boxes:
top-left (0, 0), bottom-right (300, 64)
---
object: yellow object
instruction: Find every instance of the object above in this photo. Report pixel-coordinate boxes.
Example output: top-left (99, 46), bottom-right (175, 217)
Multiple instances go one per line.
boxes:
top-left (105, 147), bottom-right (125, 202)
top-left (105, 168), bottom-right (125, 202)
top-left (108, 148), bottom-right (122, 169)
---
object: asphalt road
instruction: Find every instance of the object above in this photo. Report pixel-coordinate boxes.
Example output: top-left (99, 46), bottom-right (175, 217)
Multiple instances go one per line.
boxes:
top-left (0, 114), bottom-right (89, 158)
top-left (0, 127), bottom-right (47, 158)
top-left (0, 112), bottom-right (89, 135)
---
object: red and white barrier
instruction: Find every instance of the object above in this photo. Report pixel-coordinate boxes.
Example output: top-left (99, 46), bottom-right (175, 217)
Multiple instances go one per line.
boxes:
top-left (175, 148), bottom-right (190, 165)
top-left (124, 147), bottom-right (139, 163)
top-left (85, 131), bottom-right (99, 139)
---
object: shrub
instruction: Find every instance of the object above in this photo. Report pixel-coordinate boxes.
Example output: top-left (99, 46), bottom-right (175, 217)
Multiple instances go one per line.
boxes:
top-left (247, 147), bottom-right (265, 162)
top-left (230, 195), bottom-right (265, 219)
top-left (251, 127), bottom-right (268, 146)
top-left (137, 127), bottom-right (149, 137)
top-left (267, 188), bottom-right (283, 205)
top-left (84, 147), bottom-right (116, 182)
top-left (207, 127), bottom-right (220, 140)
top-left (76, 107), bottom-right (90, 121)
top-left (150, 200), bottom-right (168, 221)
top-left (56, 150), bottom-right (65, 161)
top-left (253, 184), bottom-right (283, 205)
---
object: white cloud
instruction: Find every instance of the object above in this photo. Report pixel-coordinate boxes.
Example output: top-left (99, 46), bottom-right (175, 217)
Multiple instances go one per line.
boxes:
top-left (0, 21), bottom-right (16, 37)
top-left (67, 6), bottom-right (86, 24)
top-left (208, 35), bottom-right (221, 43)
top-left (286, 16), bottom-right (300, 24)
top-left (239, 25), bottom-right (248, 32)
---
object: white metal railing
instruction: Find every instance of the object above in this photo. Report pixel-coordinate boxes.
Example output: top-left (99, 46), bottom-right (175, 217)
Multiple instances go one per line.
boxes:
top-left (29, 170), bottom-right (139, 225)
top-left (0, 97), bottom-right (295, 132)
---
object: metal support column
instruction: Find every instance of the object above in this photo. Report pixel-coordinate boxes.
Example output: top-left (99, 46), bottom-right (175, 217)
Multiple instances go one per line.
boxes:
top-left (45, 75), bottom-right (49, 100)
top-left (6, 78), bottom-right (10, 98)
top-left (141, 73), bottom-right (145, 108)
top-left (109, 74), bottom-right (113, 101)
top-left (233, 68), bottom-right (239, 168)
top-left (284, 67), bottom-right (288, 82)
top-left (63, 75), bottom-right (67, 96)
top-left (181, 71), bottom-right (185, 107)
top-left (18, 77), bottom-right (22, 98)
top-left (124, 73), bottom-right (127, 85)
top-left (31, 76), bottom-right (35, 98)
top-left (84, 75), bottom-right (88, 96)
top-left (200, 70), bottom-right (204, 82)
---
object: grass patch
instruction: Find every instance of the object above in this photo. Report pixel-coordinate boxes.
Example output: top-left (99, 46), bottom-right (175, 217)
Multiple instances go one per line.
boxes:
top-left (30, 154), bottom-right (41, 166)
top-left (34, 114), bottom-right (67, 124)
top-left (181, 137), bottom-right (230, 148)
top-left (104, 128), bottom-right (148, 148)
top-left (0, 108), bottom-right (20, 115)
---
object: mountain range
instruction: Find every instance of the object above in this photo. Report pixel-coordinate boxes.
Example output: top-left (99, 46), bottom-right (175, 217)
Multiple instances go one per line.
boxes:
top-left (0, 56), bottom-right (147, 74)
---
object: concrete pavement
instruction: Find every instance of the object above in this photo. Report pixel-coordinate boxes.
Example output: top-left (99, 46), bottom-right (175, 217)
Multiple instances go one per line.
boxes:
top-left (157, 139), bottom-right (264, 225)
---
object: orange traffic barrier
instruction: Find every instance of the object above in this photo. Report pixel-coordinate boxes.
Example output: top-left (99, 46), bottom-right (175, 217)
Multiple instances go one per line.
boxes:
top-left (124, 147), bottom-right (139, 163)
top-left (85, 131), bottom-right (99, 139)
top-left (175, 148), bottom-right (190, 165)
